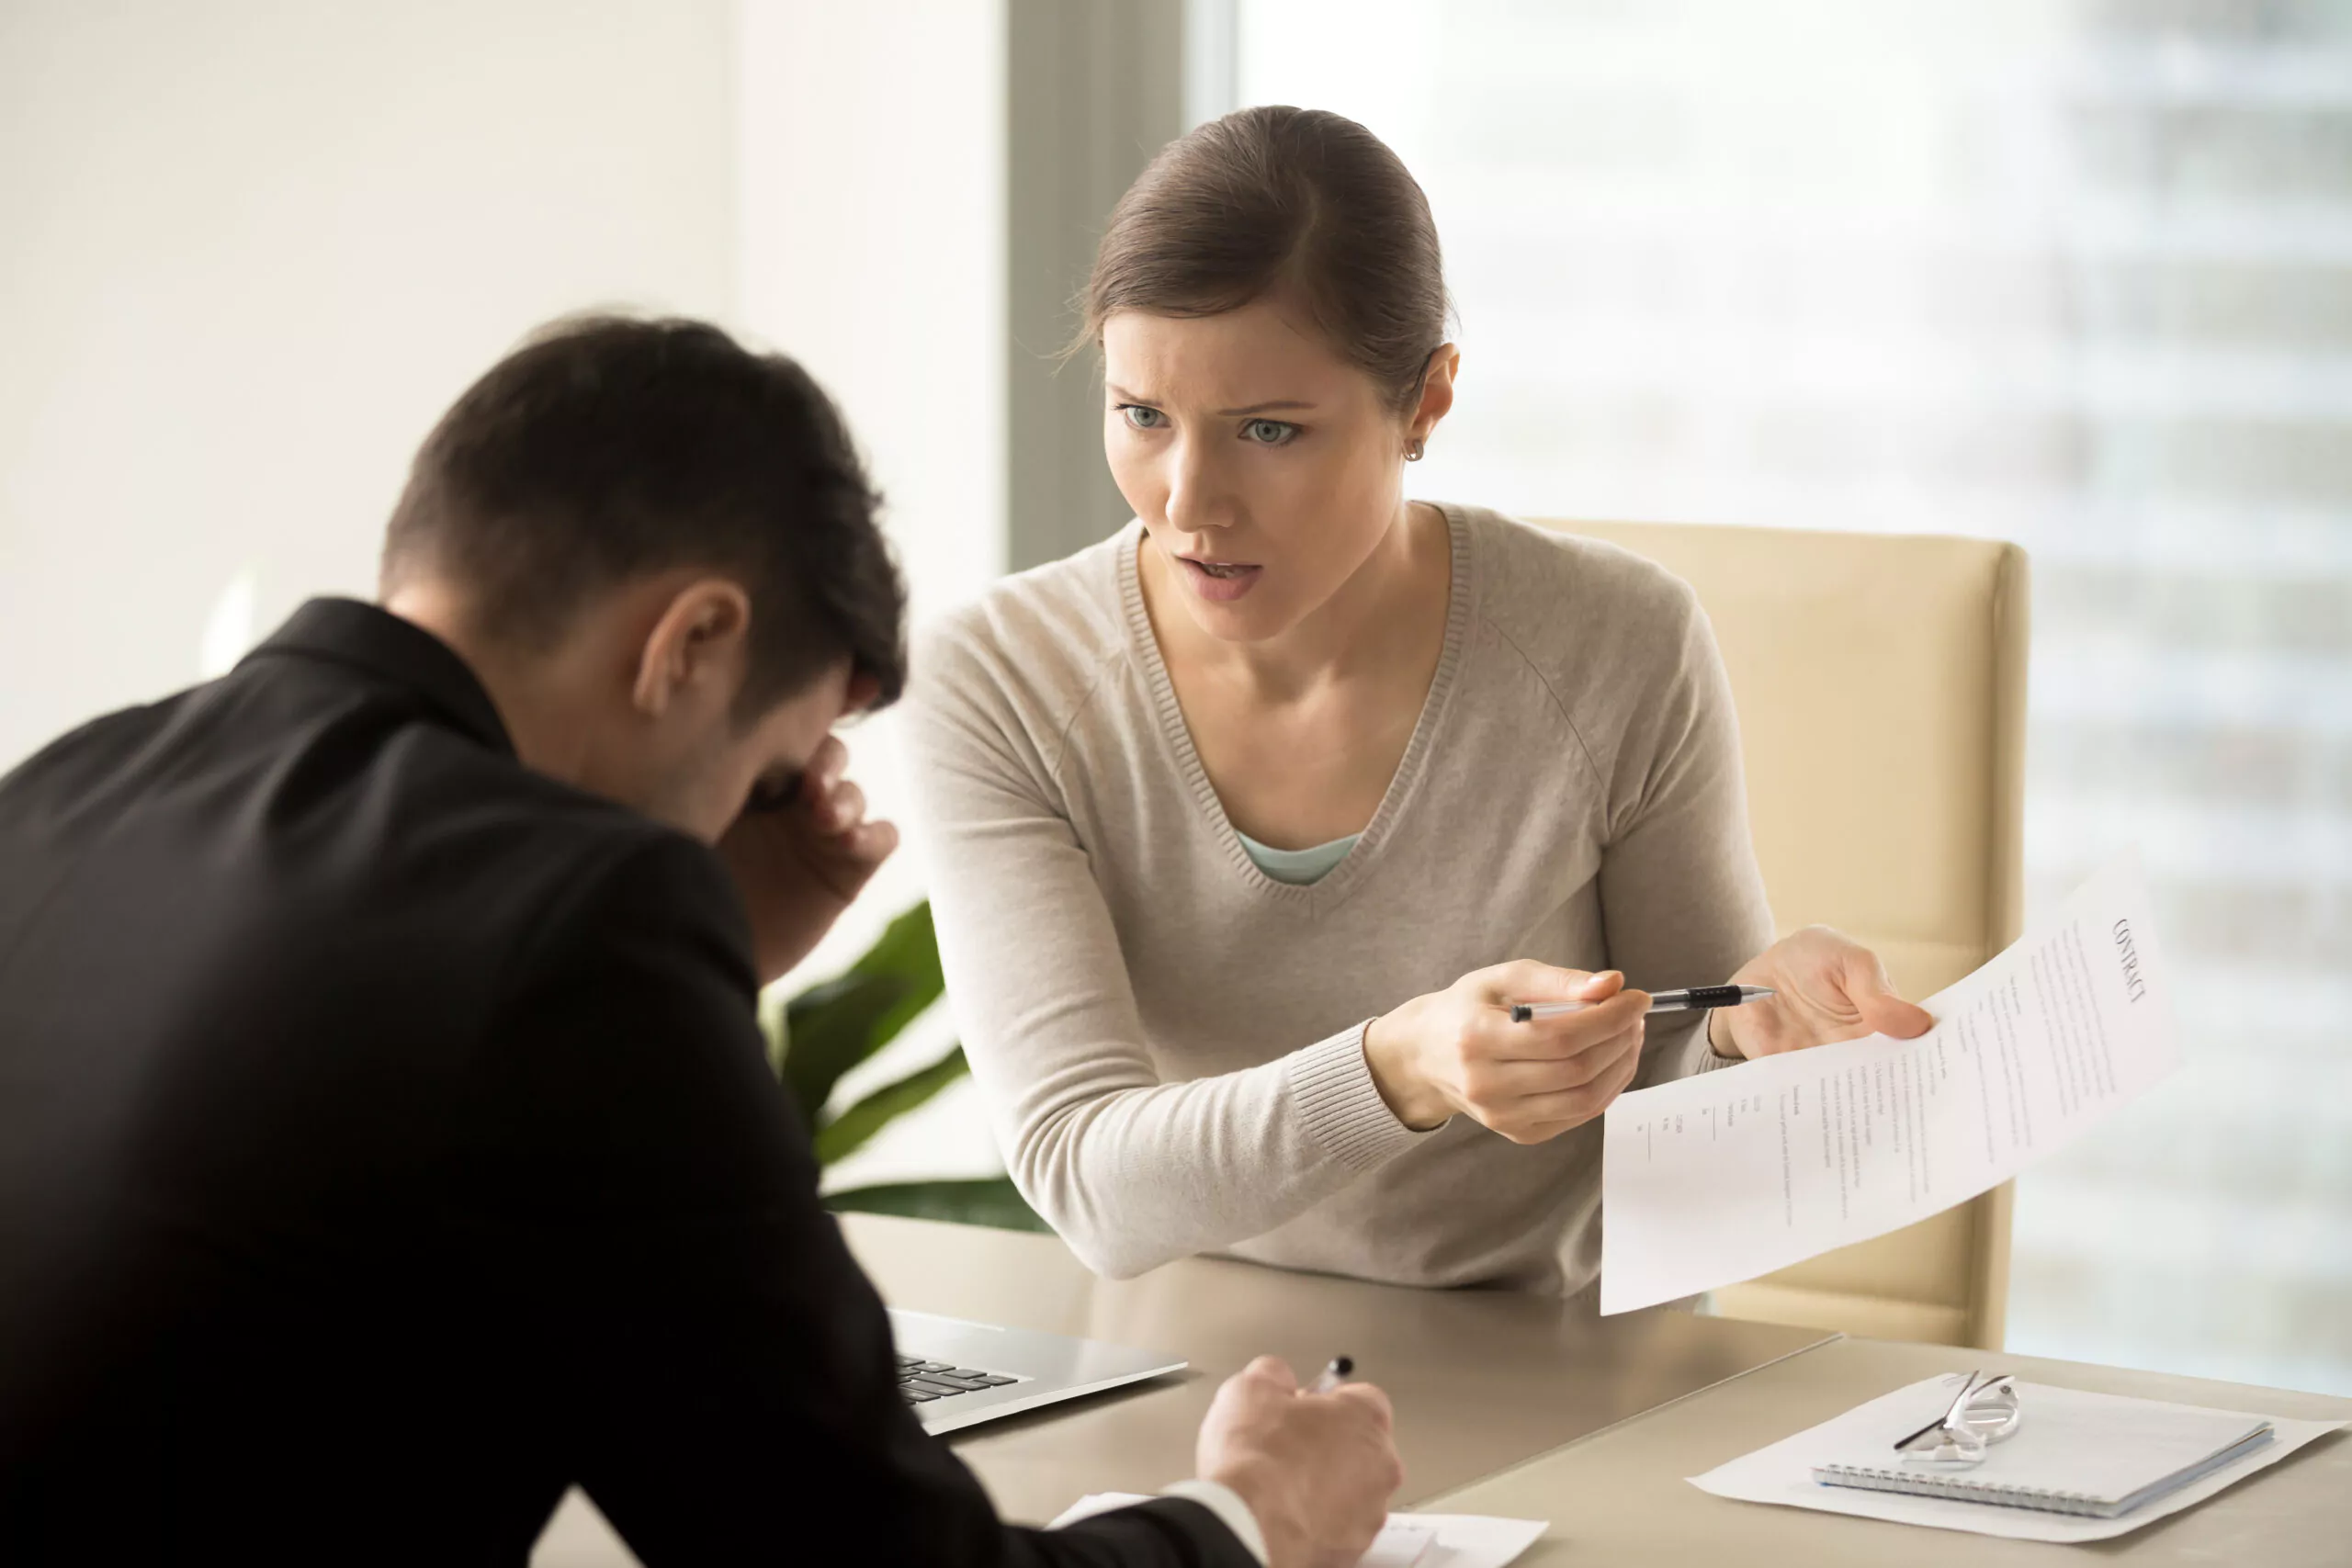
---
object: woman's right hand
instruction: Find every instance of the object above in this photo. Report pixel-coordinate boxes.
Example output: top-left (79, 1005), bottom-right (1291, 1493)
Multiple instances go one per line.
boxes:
top-left (1362, 963), bottom-right (1650, 1140)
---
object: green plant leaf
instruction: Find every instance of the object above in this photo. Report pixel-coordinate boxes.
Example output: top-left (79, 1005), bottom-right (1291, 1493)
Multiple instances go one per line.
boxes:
top-left (841, 901), bottom-right (944, 1042)
top-left (825, 1175), bottom-right (1051, 1234)
top-left (775, 971), bottom-right (909, 1130)
top-left (774, 903), bottom-right (944, 1127)
top-left (812, 1046), bottom-right (970, 1166)
top-left (758, 984), bottom-right (792, 1078)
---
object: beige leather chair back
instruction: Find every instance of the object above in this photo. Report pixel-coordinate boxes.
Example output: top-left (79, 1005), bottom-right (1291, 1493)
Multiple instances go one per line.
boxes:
top-left (1541, 520), bottom-right (2030, 1349)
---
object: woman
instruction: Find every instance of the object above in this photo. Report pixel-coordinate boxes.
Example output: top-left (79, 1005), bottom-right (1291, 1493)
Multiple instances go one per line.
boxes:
top-left (903, 107), bottom-right (1930, 1297)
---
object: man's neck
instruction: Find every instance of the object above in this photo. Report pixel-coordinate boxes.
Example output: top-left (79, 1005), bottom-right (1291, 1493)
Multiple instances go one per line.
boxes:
top-left (379, 581), bottom-right (595, 784)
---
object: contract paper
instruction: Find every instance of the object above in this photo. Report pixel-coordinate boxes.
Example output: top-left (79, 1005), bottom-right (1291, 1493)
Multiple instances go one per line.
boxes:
top-left (1600, 852), bottom-right (2178, 1315)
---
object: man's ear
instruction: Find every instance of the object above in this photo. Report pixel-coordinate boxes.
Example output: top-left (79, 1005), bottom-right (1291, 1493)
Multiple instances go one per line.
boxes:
top-left (631, 578), bottom-right (753, 718)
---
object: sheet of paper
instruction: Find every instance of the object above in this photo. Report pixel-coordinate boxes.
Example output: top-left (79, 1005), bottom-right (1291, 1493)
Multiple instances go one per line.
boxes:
top-left (1688, 1378), bottom-right (2346, 1542)
top-left (1400, 1514), bottom-right (1547, 1567)
top-left (1050, 1494), bottom-right (1546, 1566)
top-left (1363, 1522), bottom-right (1434, 1566)
top-left (1600, 852), bottom-right (2179, 1314)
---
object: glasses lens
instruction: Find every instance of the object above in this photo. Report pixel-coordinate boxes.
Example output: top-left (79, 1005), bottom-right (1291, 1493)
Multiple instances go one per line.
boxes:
top-left (1958, 1380), bottom-right (2022, 1443)
top-left (1900, 1420), bottom-right (1989, 1470)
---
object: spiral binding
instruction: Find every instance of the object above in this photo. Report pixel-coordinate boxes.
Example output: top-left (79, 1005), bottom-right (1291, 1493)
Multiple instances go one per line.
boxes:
top-left (1811, 1464), bottom-right (2108, 1517)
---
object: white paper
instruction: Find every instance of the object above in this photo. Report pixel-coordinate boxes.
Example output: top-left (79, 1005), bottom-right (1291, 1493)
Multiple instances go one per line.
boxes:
top-left (1389, 1514), bottom-right (1547, 1567)
top-left (1365, 1524), bottom-right (1435, 1566)
top-left (1600, 852), bottom-right (2179, 1314)
top-left (1689, 1377), bottom-right (2346, 1542)
top-left (1050, 1493), bottom-right (1546, 1567)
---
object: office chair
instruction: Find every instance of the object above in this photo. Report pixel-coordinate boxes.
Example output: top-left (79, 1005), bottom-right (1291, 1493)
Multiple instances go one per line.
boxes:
top-left (1542, 519), bottom-right (2030, 1350)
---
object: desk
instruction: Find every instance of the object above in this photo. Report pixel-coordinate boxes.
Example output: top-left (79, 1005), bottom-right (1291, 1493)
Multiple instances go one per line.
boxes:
top-left (841, 1213), bottom-right (1833, 1523)
top-left (1418, 1336), bottom-right (2352, 1564)
top-left (537, 1218), bottom-right (2349, 1562)
top-left (533, 1213), bottom-right (1829, 1563)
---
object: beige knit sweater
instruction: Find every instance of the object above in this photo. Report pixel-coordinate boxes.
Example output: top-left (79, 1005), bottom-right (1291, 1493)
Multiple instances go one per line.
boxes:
top-left (902, 503), bottom-right (1772, 1297)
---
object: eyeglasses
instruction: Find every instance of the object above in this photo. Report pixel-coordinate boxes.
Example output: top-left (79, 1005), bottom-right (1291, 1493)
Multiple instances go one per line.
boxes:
top-left (1893, 1370), bottom-right (2022, 1470)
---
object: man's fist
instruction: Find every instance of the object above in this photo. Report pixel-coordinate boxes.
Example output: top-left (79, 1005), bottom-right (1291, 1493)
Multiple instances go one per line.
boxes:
top-left (1196, 1357), bottom-right (1403, 1568)
top-left (718, 733), bottom-right (897, 983)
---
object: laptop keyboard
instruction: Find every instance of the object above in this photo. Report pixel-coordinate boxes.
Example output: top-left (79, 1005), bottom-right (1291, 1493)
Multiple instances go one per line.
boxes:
top-left (898, 1353), bottom-right (1021, 1404)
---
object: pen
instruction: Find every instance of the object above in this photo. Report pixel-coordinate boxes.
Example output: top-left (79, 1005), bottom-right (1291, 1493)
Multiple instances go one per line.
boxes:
top-left (1307, 1356), bottom-right (1354, 1394)
top-left (1509, 985), bottom-right (1774, 1023)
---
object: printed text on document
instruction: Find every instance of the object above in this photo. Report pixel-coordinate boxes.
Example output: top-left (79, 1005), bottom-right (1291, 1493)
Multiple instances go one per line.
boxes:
top-left (1599, 853), bottom-right (2179, 1315)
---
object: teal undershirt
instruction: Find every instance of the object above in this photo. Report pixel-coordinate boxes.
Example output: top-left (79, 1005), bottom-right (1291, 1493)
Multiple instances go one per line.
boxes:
top-left (1234, 829), bottom-right (1360, 886)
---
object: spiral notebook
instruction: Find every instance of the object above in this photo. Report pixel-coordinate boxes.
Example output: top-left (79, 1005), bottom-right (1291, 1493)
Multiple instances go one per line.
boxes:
top-left (1692, 1375), bottom-right (2343, 1542)
top-left (1807, 1380), bottom-right (2272, 1519)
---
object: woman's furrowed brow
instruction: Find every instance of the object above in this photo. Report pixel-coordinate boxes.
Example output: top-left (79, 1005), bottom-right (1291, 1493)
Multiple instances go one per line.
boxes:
top-left (1216, 400), bottom-right (1318, 416)
top-left (1104, 383), bottom-right (1318, 417)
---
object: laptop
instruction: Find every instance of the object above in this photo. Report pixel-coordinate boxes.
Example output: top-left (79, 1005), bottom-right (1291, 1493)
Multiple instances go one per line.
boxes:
top-left (888, 1308), bottom-right (1187, 1435)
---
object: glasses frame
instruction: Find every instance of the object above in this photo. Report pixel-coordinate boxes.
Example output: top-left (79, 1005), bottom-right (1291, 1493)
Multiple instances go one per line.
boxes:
top-left (1893, 1370), bottom-right (2022, 1470)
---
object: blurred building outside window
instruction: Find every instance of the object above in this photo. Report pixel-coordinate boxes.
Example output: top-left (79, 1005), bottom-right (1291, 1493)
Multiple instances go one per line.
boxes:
top-left (1230, 0), bottom-right (2352, 1395)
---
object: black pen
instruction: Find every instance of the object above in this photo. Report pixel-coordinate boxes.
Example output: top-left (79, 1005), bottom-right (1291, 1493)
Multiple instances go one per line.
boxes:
top-left (1307, 1355), bottom-right (1354, 1394)
top-left (1510, 985), bottom-right (1773, 1023)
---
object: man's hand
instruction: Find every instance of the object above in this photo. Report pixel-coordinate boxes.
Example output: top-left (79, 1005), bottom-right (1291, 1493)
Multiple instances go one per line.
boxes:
top-left (1363, 963), bottom-right (1649, 1140)
top-left (716, 733), bottom-right (898, 984)
top-left (1196, 1358), bottom-right (1402, 1568)
top-left (1709, 926), bottom-right (1933, 1061)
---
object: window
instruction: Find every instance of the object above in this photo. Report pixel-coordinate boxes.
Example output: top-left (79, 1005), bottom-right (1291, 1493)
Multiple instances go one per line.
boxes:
top-left (1235, 0), bottom-right (2352, 1393)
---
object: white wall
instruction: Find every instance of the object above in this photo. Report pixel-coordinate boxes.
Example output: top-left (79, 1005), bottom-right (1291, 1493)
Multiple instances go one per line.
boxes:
top-left (736, 0), bottom-right (1012, 1189)
top-left (0, 0), bottom-right (1014, 1190)
top-left (737, 0), bottom-right (1007, 632)
top-left (0, 0), bottom-right (739, 771)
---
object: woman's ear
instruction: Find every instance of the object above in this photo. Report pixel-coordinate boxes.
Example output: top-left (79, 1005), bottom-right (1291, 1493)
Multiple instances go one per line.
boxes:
top-left (631, 578), bottom-right (753, 718)
top-left (1410, 344), bottom-right (1462, 447)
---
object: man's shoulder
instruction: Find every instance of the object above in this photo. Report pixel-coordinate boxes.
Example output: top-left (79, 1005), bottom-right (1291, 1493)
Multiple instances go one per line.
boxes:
top-left (385, 739), bottom-right (741, 976)
top-left (213, 654), bottom-right (741, 990)
top-left (0, 690), bottom-right (194, 824)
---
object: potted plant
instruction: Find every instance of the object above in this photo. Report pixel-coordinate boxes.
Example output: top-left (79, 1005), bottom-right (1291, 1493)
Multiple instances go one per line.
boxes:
top-left (765, 902), bottom-right (1047, 1233)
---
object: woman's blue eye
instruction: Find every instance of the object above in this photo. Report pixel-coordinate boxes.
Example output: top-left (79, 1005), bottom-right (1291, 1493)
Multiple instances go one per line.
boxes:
top-left (1243, 419), bottom-right (1298, 446)
top-left (1119, 404), bottom-right (1168, 430)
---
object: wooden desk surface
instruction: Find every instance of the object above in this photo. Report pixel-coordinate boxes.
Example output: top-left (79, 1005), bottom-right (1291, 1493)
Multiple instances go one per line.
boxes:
top-left (838, 1212), bottom-right (1833, 1525)
top-left (1419, 1337), bottom-right (2352, 1565)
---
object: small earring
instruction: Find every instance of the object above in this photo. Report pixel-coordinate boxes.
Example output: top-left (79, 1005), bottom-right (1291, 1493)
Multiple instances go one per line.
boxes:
top-left (1405, 436), bottom-right (1426, 462)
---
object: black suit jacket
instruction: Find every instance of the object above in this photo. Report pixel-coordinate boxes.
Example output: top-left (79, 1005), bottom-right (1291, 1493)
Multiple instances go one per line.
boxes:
top-left (0, 599), bottom-right (1249, 1566)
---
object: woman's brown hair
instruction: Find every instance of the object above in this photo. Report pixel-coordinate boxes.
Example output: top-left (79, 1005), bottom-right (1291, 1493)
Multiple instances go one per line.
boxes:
top-left (1075, 106), bottom-right (1451, 413)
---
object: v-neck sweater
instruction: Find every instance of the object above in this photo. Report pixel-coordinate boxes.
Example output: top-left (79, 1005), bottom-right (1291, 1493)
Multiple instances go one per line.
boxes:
top-left (901, 503), bottom-right (1773, 1295)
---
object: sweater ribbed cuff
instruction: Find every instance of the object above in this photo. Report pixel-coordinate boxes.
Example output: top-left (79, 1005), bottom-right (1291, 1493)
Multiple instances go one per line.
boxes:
top-left (1656, 1013), bottom-right (1741, 1078)
top-left (1696, 1042), bottom-right (1743, 1072)
top-left (1289, 1021), bottom-right (1438, 1173)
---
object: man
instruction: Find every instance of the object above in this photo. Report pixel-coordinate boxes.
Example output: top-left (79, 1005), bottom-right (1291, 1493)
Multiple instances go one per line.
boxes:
top-left (0, 317), bottom-right (1400, 1564)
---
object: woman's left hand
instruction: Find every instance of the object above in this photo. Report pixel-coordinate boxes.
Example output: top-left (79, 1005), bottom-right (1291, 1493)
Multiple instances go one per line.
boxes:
top-left (1708, 927), bottom-right (1934, 1061)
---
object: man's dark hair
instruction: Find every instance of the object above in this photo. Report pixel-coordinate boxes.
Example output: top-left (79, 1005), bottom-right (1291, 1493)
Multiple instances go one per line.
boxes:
top-left (382, 314), bottom-right (906, 714)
